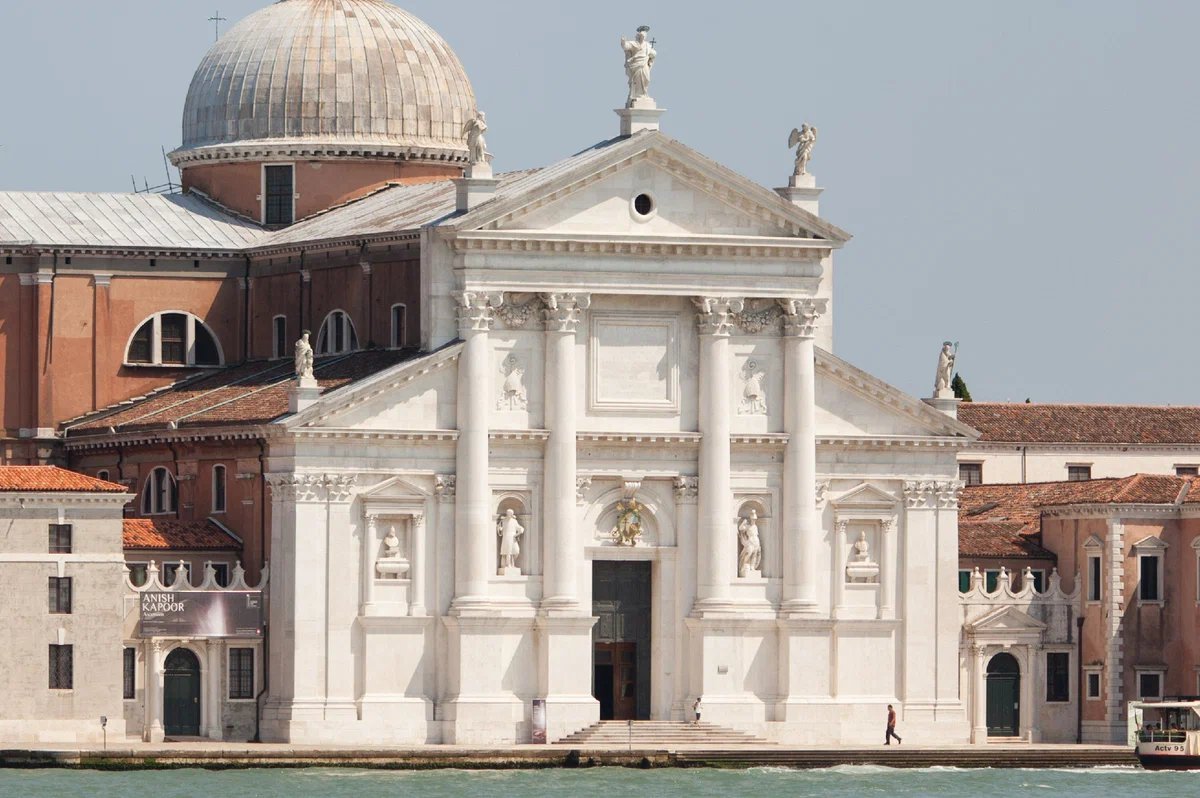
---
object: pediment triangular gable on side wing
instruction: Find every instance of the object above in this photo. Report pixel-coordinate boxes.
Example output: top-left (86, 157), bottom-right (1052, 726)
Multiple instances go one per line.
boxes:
top-left (966, 605), bottom-right (1047, 633)
top-left (830, 482), bottom-right (900, 510)
top-left (446, 132), bottom-right (851, 244)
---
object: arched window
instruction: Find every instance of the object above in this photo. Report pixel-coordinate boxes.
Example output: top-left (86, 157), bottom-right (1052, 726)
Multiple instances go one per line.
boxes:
top-left (126, 312), bottom-right (223, 367)
top-left (142, 467), bottom-right (176, 515)
top-left (97, 469), bottom-right (110, 481)
top-left (272, 315), bottom-right (288, 360)
top-left (390, 304), bottom-right (408, 349)
top-left (315, 310), bottom-right (359, 356)
top-left (212, 465), bottom-right (227, 514)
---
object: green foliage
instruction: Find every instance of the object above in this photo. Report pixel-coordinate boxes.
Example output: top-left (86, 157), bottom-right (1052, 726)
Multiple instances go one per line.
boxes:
top-left (951, 373), bottom-right (973, 402)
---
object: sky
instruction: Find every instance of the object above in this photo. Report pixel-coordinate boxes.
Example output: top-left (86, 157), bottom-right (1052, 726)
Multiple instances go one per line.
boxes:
top-left (3, 1), bottom-right (1199, 405)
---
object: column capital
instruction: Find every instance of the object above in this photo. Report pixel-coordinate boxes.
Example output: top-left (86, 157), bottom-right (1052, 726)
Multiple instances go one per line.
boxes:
top-left (693, 296), bottom-right (744, 337)
top-left (434, 474), bottom-right (457, 502)
top-left (454, 291), bottom-right (503, 333)
top-left (672, 476), bottom-right (699, 503)
top-left (541, 292), bottom-right (592, 333)
top-left (779, 298), bottom-right (828, 338)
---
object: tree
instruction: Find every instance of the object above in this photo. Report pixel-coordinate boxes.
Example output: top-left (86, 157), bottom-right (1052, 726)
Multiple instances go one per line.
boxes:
top-left (951, 373), bottom-right (973, 402)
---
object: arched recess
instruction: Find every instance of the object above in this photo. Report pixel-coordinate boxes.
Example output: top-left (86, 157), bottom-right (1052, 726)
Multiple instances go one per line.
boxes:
top-left (986, 652), bottom-right (1021, 737)
top-left (586, 486), bottom-right (671, 548)
top-left (316, 309), bottom-right (359, 355)
top-left (163, 647), bottom-right (202, 736)
top-left (125, 311), bottom-right (224, 367)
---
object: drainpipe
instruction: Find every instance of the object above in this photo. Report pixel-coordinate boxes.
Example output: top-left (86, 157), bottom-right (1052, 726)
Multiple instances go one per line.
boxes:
top-left (1076, 615), bottom-right (1085, 743)
top-left (242, 257), bottom-right (252, 363)
top-left (1021, 446), bottom-right (1027, 484)
top-left (253, 439), bottom-right (269, 743)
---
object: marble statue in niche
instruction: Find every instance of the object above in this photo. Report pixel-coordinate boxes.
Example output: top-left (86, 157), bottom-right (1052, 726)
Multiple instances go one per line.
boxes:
top-left (620, 26), bottom-right (656, 106)
top-left (375, 521), bottom-right (410, 579)
top-left (845, 528), bottom-right (880, 584)
top-left (497, 354), bottom-right (528, 410)
top-left (383, 525), bottom-right (401, 558)
top-left (789, 124), bottom-right (818, 176)
top-left (737, 509), bottom-right (763, 578)
top-left (740, 359), bottom-right (767, 415)
top-left (496, 508), bottom-right (525, 576)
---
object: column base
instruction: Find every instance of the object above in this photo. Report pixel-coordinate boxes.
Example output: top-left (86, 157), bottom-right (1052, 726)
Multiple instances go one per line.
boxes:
top-left (145, 723), bottom-right (164, 743)
top-left (779, 599), bottom-right (822, 618)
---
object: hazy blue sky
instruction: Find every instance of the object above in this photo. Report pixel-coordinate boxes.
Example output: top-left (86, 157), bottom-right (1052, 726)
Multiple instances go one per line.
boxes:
top-left (3, 1), bottom-right (1198, 404)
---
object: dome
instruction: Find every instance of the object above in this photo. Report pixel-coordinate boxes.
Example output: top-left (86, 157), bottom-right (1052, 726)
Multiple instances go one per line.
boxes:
top-left (172, 0), bottom-right (477, 165)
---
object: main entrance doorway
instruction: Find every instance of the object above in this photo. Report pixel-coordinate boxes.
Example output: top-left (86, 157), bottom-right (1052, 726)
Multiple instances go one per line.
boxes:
top-left (592, 561), bottom-right (651, 720)
top-left (164, 648), bottom-right (201, 737)
top-left (986, 652), bottom-right (1020, 737)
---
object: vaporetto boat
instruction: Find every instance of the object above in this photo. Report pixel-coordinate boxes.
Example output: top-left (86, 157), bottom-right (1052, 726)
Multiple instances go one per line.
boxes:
top-left (1129, 700), bottom-right (1200, 770)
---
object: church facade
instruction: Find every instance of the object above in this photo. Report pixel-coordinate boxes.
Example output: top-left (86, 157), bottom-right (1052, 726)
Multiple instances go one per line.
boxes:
top-left (2, 0), bottom-right (980, 745)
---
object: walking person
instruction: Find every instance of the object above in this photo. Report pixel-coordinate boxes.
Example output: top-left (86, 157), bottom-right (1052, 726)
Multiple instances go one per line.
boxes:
top-left (885, 704), bottom-right (902, 745)
top-left (693, 697), bottom-right (702, 725)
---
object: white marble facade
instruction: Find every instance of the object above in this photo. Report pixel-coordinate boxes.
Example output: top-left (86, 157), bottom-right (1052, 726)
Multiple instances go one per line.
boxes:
top-left (259, 128), bottom-right (977, 745)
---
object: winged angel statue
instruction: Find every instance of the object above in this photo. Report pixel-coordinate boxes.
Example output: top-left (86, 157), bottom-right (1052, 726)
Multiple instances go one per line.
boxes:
top-left (789, 124), bottom-right (818, 176)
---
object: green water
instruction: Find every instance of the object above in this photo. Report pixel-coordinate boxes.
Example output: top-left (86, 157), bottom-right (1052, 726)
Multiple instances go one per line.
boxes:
top-left (0, 765), bottom-right (1190, 798)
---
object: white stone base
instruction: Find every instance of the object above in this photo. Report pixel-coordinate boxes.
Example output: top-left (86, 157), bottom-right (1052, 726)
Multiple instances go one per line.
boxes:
top-left (616, 106), bottom-right (666, 136)
top-left (775, 176), bottom-right (823, 214)
top-left (288, 382), bottom-right (321, 413)
top-left (454, 176), bottom-right (500, 212)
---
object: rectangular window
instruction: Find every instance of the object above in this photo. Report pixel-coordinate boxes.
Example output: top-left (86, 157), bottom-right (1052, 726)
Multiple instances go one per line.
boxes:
top-left (123, 648), bottom-right (136, 699)
top-left (1046, 652), bottom-right (1070, 702)
top-left (264, 165), bottom-right (294, 226)
top-left (1176, 466), bottom-right (1199, 476)
top-left (1029, 569), bottom-right (1046, 593)
top-left (49, 645), bottom-right (73, 689)
top-left (273, 316), bottom-right (287, 359)
top-left (1068, 465), bottom-right (1092, 482)
top-left (229, 648), bottom-right (255, 699)
top-left (159, 313), bottom-right (187, 365)
top-left (48, 576), bottom-right (72, 614)
top-left (391, 305), bottom-right (407, 349)
top-left (1086, 671), bottom-right (1102, 699)
top-left (48, 524), bottom-right (72, 554)
top-left (1140, 555), bottom-right (1161, 601)
top-left (213, 465), bottom-right (227, 514)
top-left (1139, 672), bottom-right (1162, 700)
top-left (958, 569), bottom-right (972, 593)
top-left (1088, 555), bottom-right (1102, 602)
top-left (985, 569), bottom-right (1000, 593)
top-left (959, 462), bottom-right (983, 486)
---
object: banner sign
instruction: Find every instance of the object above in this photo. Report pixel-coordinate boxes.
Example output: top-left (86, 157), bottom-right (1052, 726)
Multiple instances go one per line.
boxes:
top-left (531, 699), bottom-right (547, 744)
top-left (139, 591), bottom-right (264, 638)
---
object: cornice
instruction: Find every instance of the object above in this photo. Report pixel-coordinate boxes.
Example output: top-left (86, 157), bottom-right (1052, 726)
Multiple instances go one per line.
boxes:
top-left (291, 429), bottom-right (458, 444)
top-left (248, 230), bottom-right (422, 259)
top-left (450, 230), bottom-right (829, 262)
top-left (169, 141), bottom-right (468, 168)
top-left (0, 492), bottom-right (133, 507)
top-left (964, 441), bottom-right (1200, 454)
top-left (1040, 503), bottom-right (1184, 520)
top-left (818, 435), bottom-right (971, 450)
top-left (62, 425), bottom-right (274, 451)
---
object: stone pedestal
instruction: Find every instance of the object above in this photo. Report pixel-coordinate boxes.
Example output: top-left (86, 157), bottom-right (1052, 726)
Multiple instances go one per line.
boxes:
top-left (616, 105), bottom-right (665, 136)
top-left (497, 565), bottom-right (521, 577)
top-left (454, 164), bottom-right (500, 212)
top-left (924, 395), bottom-right (962, 419)
top-left (775, 173), bottom-right (823, 215)
top-left (288, 378), bottom-right (321, 413)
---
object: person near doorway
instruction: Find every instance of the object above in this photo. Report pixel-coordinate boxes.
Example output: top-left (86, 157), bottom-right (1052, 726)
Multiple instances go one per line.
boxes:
top-left (693, 697), bottom-right (702, 725)
top-left (885, 704), bottom-right (902, 745)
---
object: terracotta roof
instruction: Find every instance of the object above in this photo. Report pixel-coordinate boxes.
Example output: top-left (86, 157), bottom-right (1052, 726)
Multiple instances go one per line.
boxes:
top-left (0, 466), bottom-right (127, 493)
top-left (959, 403), bottom-right (1200, 445)
top-left (958, 474), bottom-right (1196, 558)
top-left (65, 348), bottom-right (417, 436)
top-left (122, 518), bottom-right (241, 551)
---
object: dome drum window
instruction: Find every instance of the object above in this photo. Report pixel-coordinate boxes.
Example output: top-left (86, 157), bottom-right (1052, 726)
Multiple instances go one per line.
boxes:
top-left (126, 312), bottom-right (223, 368)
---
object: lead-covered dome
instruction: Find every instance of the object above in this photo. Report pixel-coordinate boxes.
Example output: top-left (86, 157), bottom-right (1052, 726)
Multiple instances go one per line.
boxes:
top-left (171, 0), bottom-right (476, 165)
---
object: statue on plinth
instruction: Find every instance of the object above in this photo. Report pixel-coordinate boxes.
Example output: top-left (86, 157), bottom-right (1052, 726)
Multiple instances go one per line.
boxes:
top-left (496, 508), bottom-right (525, 574)
top-left (294, 331), bottom-right (315, 381)
top-left (737, 510), bottom-right (763, 577)
top-left (462, 112), bottom-right (489, 166)
top-left (852, 530), bottom-right (871, 562)
top-left (620, 26), bottom-right (657, 107)
top-left (789, 124), bottom-right (818, 177)
top-left (934, 341), bottom-right (957, 398)
top-left (383, 526), bottom-right (401, 558)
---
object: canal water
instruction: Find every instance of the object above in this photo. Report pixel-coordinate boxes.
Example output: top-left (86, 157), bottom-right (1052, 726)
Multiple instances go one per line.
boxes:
top-left (0, 765), bottom-right (1190, 798)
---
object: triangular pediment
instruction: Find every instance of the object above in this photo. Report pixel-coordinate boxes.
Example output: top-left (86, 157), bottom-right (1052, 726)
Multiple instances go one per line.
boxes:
top-left (967, 605), bottom-right (1047, 633)
top-left (831, 482), bottom-right (899, 509)
top-left (360, 476), bottom-right (430, 501)
top-left (1132, 535), bottom-right (1169, 551)
top-left (816, 348), bottom-right (979, 440)
top-left (447, 132), bottom-right (851, 244)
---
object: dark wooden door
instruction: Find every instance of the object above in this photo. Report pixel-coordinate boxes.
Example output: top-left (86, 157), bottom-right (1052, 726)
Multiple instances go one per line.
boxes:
top-left (592, 561), bottom-right (651, 719)
top-left (986, 653), bottom-right (1020, 737)
top-left (164, 648), bottom-right (201, 736)
top-left (594, 642), bottom-right (637, 720)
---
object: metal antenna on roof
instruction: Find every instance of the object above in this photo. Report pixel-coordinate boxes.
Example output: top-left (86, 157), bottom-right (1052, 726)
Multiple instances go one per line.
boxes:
top-left (208, 11), bottom-right (227, 42)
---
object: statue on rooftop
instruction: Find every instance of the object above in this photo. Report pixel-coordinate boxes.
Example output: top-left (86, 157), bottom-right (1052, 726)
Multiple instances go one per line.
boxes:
top-left (934, 341), bottom-right (957, 398)
top-left (294, 331), bottom-right (314, 380)
top-left (621, 26), bottom-right (657, 106)
top-left (789, 124), bottom-right (818, 176)
top-left (462, 112), bottom-right (489, 166)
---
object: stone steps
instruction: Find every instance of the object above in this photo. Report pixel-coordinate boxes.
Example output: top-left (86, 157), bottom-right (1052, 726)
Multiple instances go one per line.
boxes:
top-left (557, 721), bottom-right (773, 746)
top-left (673, 747), bottom-right (1137, 769)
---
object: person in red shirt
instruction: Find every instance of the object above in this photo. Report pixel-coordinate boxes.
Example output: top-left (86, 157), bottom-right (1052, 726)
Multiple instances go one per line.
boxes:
top-left (886, 704), bottom-right (902, 745)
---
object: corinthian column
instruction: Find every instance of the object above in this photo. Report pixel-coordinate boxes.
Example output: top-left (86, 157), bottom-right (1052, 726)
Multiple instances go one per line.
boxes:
top-left (452, 292), bottom-right (498, 610)
top-left (781, 298), bottom-right (827, 613)
top-left (694, 297), bottom-right (743, 608)
top-left (541, 293), bottom-right (590, 611)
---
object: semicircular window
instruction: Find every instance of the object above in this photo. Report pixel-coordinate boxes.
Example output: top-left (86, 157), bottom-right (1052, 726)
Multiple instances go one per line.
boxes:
top-left (126, 312), bottom-right (224, 367)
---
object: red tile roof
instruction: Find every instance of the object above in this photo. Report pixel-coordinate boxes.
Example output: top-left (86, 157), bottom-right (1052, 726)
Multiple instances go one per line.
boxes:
top-left (959, 403), bottom-right (1200, 445)
top-left (958, 474), bottom-right (1196, 558)
top-left (0, 466), bottom-right (127, 493)
top-left (122, 518), bottom-right (242, 551)
top-left (65, 349), bottom-right (417, 436)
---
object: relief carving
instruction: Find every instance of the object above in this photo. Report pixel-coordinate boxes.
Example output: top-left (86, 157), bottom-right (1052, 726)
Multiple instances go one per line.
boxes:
top-left (739, 359), bottom-right (768, 416)
top-left (497, 354), bottom-right (528, 410)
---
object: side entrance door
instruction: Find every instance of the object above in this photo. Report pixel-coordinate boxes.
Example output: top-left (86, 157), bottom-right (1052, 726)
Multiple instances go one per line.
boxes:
top-left (163, 648), bottom-right (201, 736)
top-left (986, 652), bottom-right (1020, 737)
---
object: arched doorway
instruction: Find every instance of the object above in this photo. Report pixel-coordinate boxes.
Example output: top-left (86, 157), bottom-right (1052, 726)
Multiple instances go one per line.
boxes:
top-left (163, 648), bottom-right (201, 737)
top-left (986, 652), bottom-right (1020, 737)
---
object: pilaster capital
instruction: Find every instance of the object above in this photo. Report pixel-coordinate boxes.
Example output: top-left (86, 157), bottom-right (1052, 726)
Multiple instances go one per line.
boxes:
top-left (411, 513), bottom-right (426, 529)
top-left (300, 269), bottom-right (312, 283)
top-left (454, 291), bottom-right (503, 334)
top-left (779, 298), bottom-right (828, 338)
top-left (673, 475), bottom-right (699, 503)
top-left (576, 475), bottom-right (593, 504)
top-left (266, 472), bottom-right (357, 502)
top-left (693, 296), bottom-right (744, 337)
top-left (434, 474), bottom-right (457, 502)
top-left (93, 274), bottom-right (113, 288)
top-left (541, 292), bottom-right (592, 333)
top-left (815, 479), bottom-right (831, 510)
top-left (902, 479), bottom-right (963, 510)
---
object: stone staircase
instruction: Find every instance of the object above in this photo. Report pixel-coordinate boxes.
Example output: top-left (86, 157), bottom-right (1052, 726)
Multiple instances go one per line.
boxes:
top-left (556, 720), bottom-right (774, 747)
